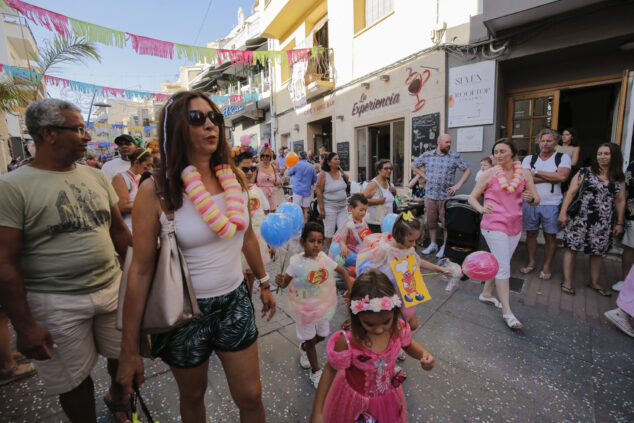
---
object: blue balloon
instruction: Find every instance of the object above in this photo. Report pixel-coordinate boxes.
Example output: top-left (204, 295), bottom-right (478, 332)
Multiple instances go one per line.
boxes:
top-left (345, 251), bottom-right (357, 266)
top-left (381, 213), bottom-right (398, 233)
top-left (329, 242), bottom-right (341, 258)
top-left (357, 258), bottom-right (373, 276)
top-left (277, 202), bottom-right (304, 236)
top-left (261, 213), bottom-right (291, 247)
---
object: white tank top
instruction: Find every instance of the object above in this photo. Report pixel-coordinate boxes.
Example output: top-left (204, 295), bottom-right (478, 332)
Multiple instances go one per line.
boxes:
top-left (160, 191), bottom-right (250, 298)
top-left (367, 177), bottom-right (394, 224)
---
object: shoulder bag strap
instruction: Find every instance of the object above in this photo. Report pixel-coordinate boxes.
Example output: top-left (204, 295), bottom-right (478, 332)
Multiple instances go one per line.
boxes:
top-left (152, 171), bottom-right (174, 222)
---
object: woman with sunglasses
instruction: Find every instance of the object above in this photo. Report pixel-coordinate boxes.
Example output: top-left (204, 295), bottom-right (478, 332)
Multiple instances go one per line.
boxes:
top-left (117, 91), bottom-right (275, 423)
top-left (111, 148), bottom-right (153, 232)
top-left (233, 146), bottom-right (273, 294)
top-left (364, 159), bottom-right (397, 233)
top-left (256, 145), bottom-right (281, 212)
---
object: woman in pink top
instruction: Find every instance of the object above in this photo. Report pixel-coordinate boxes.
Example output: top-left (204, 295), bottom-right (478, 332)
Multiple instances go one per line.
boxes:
top-left (256, 145), bottom-right (281, 212)
top-left (468, 139), bottom-right (540, 330)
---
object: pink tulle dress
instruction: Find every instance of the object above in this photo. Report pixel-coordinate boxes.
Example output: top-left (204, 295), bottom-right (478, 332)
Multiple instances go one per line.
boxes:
top-left (323, 321), bottom-right (412, 422)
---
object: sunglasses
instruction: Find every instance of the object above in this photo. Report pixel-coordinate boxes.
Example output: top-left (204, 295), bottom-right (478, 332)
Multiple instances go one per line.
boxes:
top-left (260, 154), bottom-right (271, 158)
top-left (241, 166), bottom-right (257, 173)
top-left (188, 110), bottom-right (224, 127)
top-left (382, 166), bottom-right (393, 171)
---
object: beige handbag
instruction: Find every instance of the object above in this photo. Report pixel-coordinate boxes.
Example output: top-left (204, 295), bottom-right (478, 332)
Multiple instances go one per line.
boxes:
top-left (117, 176), bottom-right (201, 336)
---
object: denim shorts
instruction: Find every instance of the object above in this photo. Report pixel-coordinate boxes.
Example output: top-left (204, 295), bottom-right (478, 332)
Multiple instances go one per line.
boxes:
top-left (151, 280), bottom-right (258, 368)
top-left (523, 203), bottom-right (560, 234)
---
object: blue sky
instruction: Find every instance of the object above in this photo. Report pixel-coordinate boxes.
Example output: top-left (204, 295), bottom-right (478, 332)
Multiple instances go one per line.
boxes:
top-left (23, 0), bottom-right (255, 97)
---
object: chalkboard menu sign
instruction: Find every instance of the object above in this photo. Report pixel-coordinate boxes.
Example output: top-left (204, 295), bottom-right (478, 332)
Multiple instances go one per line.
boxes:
top-left (336, 142), bottom-right (350, 171)
top-left (293, 140), bottom-right (304, 153)
top-left (411, 112), bottom-right (440, 159)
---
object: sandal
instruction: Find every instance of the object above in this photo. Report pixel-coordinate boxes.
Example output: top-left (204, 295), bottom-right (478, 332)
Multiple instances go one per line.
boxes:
top-left (479, 294), bottom-right (502, 309)
top-left (539, 271), bottom-right (552, 280)
top-left (588, 285), bottom-right (611, 297)
top-left (11, 352), bottom-right (26, 362)
top-left (520, 266), bottom-right (536, 274)
top-left (104, 393), bottom-right (132, 423)
top-left (397, 351), bottom-right (406, 362)
top-left (0, 362), bottom-right (36, 386)
top-left (502, 314), bottom-right (523, 330)
top-left (560, 284), bottom-right (576, 296)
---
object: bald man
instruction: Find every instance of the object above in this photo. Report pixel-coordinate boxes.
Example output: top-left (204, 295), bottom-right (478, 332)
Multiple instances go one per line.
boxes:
top-left (413, 134), bottom-right (471, 258)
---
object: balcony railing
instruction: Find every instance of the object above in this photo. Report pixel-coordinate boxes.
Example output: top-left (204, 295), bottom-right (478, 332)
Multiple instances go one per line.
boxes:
top-left (304, 48), bottom-right (334, 85)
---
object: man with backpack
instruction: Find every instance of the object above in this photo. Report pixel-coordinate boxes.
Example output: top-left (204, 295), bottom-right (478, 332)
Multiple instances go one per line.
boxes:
top-left (520, 129), bottom-right (571, 280)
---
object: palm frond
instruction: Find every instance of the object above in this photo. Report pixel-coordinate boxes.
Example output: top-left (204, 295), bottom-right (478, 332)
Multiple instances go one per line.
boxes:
top-left (30, 35), bottom-right (101, 98)
top-left (0, 77), bottom-right (33, 113)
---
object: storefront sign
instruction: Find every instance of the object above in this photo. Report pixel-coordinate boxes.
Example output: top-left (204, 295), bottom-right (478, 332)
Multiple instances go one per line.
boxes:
top-left (456, 126), bottom-right (484, 152)
top-left (223, 104), bottom-right (244, 117)
top-left (448, 60), bottom-right (495, 128)
top-left (293, 140), bottom-right (304, 153)
top-left (351, 92), bottom-right (400, 118)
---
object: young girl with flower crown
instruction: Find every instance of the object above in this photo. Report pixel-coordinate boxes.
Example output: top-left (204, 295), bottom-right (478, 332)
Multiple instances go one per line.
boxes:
top-left (310, 270), bottom-right (435, 423)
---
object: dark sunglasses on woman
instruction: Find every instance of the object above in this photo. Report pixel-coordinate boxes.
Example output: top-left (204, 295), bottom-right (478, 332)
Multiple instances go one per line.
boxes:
top-left (241, 166), bottom-right (257, 173)
top-left (260, 154), bottom-right (271, 159)
top-left (188, 110), bottom-right (224, 127)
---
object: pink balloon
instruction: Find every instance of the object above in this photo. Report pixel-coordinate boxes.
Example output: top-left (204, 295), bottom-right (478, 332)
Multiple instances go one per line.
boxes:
top-left (240, 135), bottom-right (251, 146)
top-left (462, 251), bottom-right (499, 280)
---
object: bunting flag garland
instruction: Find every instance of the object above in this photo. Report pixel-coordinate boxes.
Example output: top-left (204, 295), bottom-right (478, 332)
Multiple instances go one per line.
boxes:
top-left (127, 33), bottom-right (174, 60)
top-left (1, 64), bottom-right (261, 104)
top-left (69, 18), bottom-right (126, 48)
top-left (1, 0), bottom-right (318, 66)
top-left (4, 0), bottom-right (71, 38)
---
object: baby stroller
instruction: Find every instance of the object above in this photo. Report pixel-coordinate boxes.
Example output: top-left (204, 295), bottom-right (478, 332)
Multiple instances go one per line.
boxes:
top-left (441, 194), bottom-right (481, 265)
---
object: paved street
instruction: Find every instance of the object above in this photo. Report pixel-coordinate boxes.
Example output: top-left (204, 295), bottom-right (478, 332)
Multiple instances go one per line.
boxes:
top-left (1, 246), bottom-right (633, 422)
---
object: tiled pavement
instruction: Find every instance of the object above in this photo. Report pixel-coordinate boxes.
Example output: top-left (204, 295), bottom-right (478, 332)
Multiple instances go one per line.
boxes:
top-left (1, 240), bottom-right (632, 422)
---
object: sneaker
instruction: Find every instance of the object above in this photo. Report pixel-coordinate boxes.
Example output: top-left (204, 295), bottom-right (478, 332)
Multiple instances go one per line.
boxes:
top-left (299, 343), bottom-right (310, 369)
top-left (310, 369), bottom-right (322, 388)
top-left (604, 308), bottom-right (634, 337)
top-left (422, 243), bottom-right (438, 255)
top-left (436, 244), bottom-right (446, 258)
top-left (612, 281), bottom-right (624, 292)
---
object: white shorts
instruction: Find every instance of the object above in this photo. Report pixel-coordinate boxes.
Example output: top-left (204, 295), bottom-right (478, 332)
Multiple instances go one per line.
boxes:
top-left (323, 205), bottom-right (348, 238)
top-left (622, 221), bottom-right (634, 249)
top-left (293, 194), bottom-right (312, 208)
top-left (296, 317), bottom-right (330, 341)
top-left (481, 229), bottom-right (521, 279)
top-left (25, 275), bottom-right (122, 395)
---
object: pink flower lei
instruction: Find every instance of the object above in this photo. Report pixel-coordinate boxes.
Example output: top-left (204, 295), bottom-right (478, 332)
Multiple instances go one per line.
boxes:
top-left (350, 294), bottom-right (402, 315)
top-left (494, 161), bottom-right (523, 192)
top-left (182, 164), bottom-right (246, 240)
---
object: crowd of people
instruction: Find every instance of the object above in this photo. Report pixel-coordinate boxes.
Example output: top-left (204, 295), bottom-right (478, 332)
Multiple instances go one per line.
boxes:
top-left (0, 93), bottom-right (632, 423)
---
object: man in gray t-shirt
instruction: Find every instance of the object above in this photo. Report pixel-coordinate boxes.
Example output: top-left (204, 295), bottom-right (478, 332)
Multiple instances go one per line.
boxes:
top-left (0, 99), bottom-right (132, 422)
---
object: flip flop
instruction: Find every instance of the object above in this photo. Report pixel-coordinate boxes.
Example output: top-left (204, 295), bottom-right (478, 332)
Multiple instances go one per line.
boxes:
top-left (539, 271), bottom-right (552, 280)
top-left (588, 285), bottom-right (611, 297)
top-left (0, 363), bottom-right (36, 386)
top-left (520, 266), bottom-right (536, 274)
top-left (104, 394), bottom-right (132, 423)
top-left (560, 284), bottom-right (575, 296)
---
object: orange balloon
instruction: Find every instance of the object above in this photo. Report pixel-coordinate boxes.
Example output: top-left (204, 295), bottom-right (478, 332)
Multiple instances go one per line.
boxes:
top-left (285, 151), bottom-right (299, 167)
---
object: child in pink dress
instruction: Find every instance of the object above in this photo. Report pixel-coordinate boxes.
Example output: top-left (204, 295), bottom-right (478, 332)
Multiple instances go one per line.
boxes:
top-left (310, 270), bottom-right (435, 423)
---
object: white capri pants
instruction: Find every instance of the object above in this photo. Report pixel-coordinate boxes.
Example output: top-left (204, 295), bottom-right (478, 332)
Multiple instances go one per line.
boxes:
top-left (323, 205), bottom-right (348, 238)
top-left (481, 229), bottom-right (521, 279)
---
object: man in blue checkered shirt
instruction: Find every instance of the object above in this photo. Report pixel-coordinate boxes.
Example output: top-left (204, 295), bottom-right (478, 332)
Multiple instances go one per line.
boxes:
top-left (413, 133), bottom-right (471, 258)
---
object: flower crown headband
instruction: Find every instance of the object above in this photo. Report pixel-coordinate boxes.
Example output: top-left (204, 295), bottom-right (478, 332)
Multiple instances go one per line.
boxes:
top-left (350, 294), bottom-right (402, 315)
